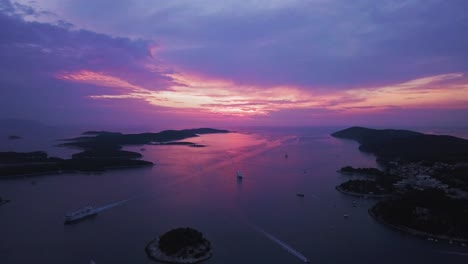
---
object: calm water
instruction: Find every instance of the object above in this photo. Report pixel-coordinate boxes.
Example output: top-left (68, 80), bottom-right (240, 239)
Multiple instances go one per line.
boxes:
top-left (1, 127), bottom-right (468, 264)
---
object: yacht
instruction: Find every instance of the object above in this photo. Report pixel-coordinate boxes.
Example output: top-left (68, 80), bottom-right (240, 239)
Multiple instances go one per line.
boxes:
top-left (236, 171), bottom-right (243, 179)
top-left (64, 205), bottom-right (98, 224)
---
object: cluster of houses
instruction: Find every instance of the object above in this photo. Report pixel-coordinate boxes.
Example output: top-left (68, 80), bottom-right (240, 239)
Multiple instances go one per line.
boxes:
top-left (393, 175), bottom-right (448, 191)
top-left (389, 162), bottom-right (468, 199)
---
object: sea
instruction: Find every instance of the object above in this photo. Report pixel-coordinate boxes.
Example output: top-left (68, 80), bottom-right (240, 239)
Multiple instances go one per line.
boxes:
top-left (1, 125), bottom-right (468, 264)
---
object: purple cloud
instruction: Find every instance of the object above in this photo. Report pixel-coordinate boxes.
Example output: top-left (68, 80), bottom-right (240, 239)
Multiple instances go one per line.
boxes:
top-left (21, 0), bottom-right (468, 89)
top-left (1, 0), bottom-right (467, 128)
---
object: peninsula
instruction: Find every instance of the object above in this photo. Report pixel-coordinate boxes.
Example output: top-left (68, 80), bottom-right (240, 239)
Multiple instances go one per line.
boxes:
top-left (331, 126), bottom-right (468, 164)
top-left (332, 127), bottom-right (468, 243)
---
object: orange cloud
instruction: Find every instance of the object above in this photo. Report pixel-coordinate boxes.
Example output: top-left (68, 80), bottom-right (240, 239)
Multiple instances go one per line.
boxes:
top-left (343, 73), bottom-right (468, 111)
top-left (57, 70), bottom-right (468, 116)
top-left (57, 70), bottom-right (149, 93)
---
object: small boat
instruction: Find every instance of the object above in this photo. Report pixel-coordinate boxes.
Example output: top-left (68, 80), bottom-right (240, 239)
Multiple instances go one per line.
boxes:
top-left (343, 214), bottom-right (349, 218)
top-left (236, 171), bottom-right (243, 179)
top-left (0, 197), bottom-right (11, 206)
top-left (296, 193), bottom-right (305, 197)
top-left (64, 205), bottom-right (98, 224)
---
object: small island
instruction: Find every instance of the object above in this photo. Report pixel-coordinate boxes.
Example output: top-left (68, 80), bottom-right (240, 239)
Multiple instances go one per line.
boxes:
top-left (0, 151), bottom-right (153, 177)
top-left (0, 128), bottom-right (229, 177)
top-left (336, 179), bottom-right (393, 197)
top-left (59, 128), bottom-right (229, 150)
top-left (146, 227), bottom-right (212, 264)
top-left (332, 127), bottom-right (468, 243)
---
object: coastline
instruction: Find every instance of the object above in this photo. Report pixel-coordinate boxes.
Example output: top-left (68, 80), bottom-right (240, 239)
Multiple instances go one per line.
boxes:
top-left (336, 170), bottom-right (382, 178)
top-left (145, 239), bottom-right (212, 264)
top-left (335, 185), bottom-right (394, 198)
top-left (0, 163), bottom-right (153, 179)
top-left (368, 207), bottom-right (468, 244)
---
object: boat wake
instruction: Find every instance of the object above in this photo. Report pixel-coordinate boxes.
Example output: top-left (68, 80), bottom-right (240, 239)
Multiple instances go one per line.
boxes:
top-left (94, 194), bottom-right (145, 213)
top-left (438, 250), bottom-right (468, 257)
top-left (246, 221), bottom-right (310, 263)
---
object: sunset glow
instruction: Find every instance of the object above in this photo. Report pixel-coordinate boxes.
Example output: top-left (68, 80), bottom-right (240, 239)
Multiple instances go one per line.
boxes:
top-left (57, 70), bottom-right (468, 117)
top-left (1, 0), bottom-right (467, 126)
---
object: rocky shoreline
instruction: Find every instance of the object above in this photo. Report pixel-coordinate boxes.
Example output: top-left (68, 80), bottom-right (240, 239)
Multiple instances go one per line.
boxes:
top-left (369, 207), bottom-right (468, 245)
top-left (332, 127), bottom-right (468, 247)
top-left (146, 239), bottom-right (212, 264)
top-left (335, 185), bottom-right (393, 198)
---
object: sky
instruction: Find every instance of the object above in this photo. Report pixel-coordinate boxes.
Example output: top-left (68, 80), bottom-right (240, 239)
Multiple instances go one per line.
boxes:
top-left (0, 0), bottom-right (467, 129)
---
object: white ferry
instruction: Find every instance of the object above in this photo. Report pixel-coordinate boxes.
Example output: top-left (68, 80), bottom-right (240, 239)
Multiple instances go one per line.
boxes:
top-left (64, 205), bottom-right (98, 224)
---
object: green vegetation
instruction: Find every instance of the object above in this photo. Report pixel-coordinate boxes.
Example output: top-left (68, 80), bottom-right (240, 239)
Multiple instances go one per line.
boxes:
top-left (371, 189), bottom-right (468, 240)
top-left (333, 127), bottom-right (468, 241)
top-left (158, 227), bottom-right (211, 258)
top-left (0, 151), bottom-right (58, 163)
top-left (71, 150), bottom-right (142, 159)
top-left (0, 128), bottom-right (228, 177)
top-left (331, 127), bottom-right (468, 163)
top-left (60, 128), bottom-right (228, 150)
top-left (433, 164), bottom-right (468, 191)
top-left (155, 141), bottom-right (206, 147)
top-left (0, 151), bottom-right (153, 177)
top-left (338, 179), bottom-right (391, 195)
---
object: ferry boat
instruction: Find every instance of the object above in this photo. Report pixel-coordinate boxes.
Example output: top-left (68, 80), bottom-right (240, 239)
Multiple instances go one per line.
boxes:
top-left (64, 205), bottom-right (98, 224)
top-left (236, 171), bottom-right (243, 179)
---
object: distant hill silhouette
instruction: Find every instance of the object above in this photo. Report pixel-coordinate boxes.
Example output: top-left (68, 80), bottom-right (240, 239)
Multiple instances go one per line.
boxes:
top-left (60, 128), bottom-right (229, 150)
top-left (0, 128), bottom-right (229, 177)
top-left (331, 127), bottom-right (468, 163)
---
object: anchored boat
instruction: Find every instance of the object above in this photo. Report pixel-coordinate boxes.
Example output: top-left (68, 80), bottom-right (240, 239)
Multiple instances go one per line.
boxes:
top-left (236, 171), bottom-right (243, 179)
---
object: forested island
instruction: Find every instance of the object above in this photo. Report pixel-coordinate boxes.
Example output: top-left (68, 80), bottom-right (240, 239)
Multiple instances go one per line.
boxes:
top-left (0, 128), bottom-right (229, 177)
top-left (0, 150), bottom-right (153, 177)
top-left (60, 128), bottom-right (229, 150)
top-left (336, 179), bottom-right (393, 197)
top-left (332, 127), bottom-right (468, 243)
top-left (146, 227), bottom-right (212, 263)
top-left (337, 165), bottom-right (395, 196)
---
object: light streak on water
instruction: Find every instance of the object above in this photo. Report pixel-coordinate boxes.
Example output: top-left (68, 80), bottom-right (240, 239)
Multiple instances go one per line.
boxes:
top-left (247, 222), bottom-right (310, 263)
top-left (94, 194), bottom-right (145, 213)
